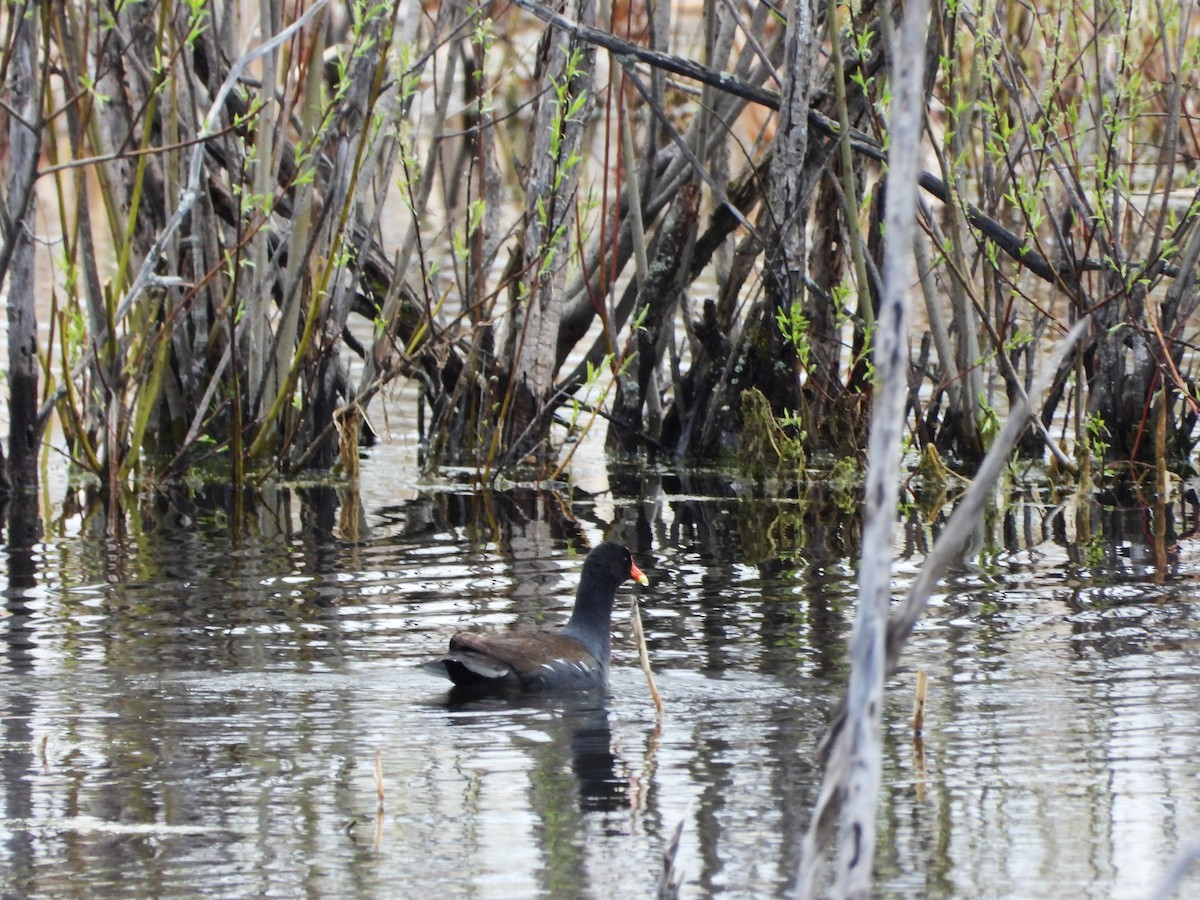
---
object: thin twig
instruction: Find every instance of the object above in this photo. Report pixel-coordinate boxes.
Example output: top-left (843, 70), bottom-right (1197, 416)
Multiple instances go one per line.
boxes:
top-left (513, 0), bottom-right (1182, 288)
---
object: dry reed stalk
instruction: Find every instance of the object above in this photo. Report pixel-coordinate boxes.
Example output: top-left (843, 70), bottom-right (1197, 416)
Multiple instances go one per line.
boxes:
top-left (374, 748), bottom-right (385, 806)
top-left (630, 596), bottom-right (663, 715)
top-left (912, 668), bottom-right (927, 735)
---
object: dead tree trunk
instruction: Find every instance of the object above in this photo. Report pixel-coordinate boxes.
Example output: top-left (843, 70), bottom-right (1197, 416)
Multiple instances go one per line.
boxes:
top-left (692, 0), bottom-right (816, 457)
top-left (797, 0), bottom-right (931, 891)
top-left (496, 0), bottom-right (597, 468)
top-left (608, 183), bottom-right (701, 454)
top-left (1087, 274), bottom-right (1156, 463)
top-left (3, 0), bottom-right (42, 541)
top-left (756, 0), bottom-right (817, 413)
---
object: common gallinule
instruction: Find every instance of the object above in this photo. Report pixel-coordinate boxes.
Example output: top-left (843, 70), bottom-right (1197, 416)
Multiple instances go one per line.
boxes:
top-left (422, 542), bottom-right (648, 691)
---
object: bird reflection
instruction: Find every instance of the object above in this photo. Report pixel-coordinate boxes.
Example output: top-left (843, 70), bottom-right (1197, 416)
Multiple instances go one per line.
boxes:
top-left (439, 689), bottom-right (628, 813)
top-left (566, 704), bottom-right (625, 813)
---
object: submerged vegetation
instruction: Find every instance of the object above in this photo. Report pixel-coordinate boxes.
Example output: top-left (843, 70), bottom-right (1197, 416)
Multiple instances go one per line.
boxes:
top-left (0, 0), bottom-right (1197, 508)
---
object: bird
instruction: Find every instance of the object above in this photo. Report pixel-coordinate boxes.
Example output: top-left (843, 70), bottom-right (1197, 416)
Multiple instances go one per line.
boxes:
top-left (422, 542), bottom-right (649, 692)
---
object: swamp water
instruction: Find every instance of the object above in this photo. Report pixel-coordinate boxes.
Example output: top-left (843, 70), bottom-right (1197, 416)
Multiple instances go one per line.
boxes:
top-left (2, 442), bottom-right (1200, 898)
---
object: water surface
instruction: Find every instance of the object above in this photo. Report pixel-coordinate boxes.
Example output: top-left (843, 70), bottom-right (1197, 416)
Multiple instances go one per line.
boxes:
top-left (2, 447), bottom-right (1199, 898)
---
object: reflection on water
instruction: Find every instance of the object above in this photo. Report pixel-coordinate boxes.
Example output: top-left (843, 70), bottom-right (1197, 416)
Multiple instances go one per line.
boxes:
top-left (2, 448), bottom-right (1200, 897)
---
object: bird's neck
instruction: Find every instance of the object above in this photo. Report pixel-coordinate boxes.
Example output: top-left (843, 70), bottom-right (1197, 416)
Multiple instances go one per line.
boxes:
top-left (563, 602), bottom-right (612, 665)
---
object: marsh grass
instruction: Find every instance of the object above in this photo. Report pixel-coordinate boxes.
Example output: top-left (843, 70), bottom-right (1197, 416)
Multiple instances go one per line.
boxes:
top-left (0, 0), bottom-right (1196, 510)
